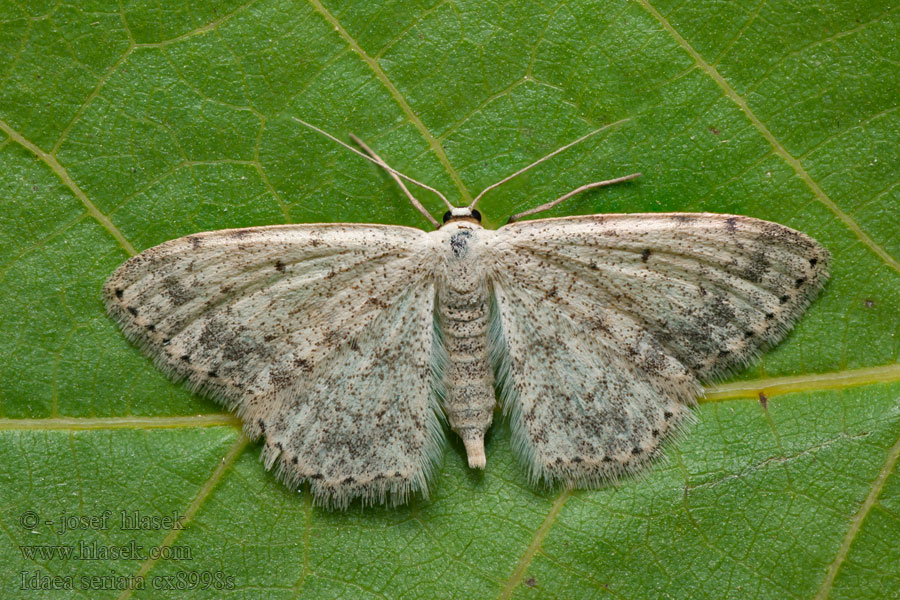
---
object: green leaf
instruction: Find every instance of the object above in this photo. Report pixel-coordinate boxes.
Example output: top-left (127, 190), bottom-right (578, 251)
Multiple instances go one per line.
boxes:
top-left (1, 0), bottom-right (898, 598)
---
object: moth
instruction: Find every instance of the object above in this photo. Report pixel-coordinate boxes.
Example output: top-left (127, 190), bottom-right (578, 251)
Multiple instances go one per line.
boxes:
top-left (104, 119), bottom-right (830, 508)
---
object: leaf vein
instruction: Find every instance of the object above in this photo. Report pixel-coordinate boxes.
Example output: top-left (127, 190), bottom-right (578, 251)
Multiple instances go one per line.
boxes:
top-left (0, 118), bottom-right (138, 256)
top-left (637, 0), bottom-right (900, 275)
top-left (116, 434), bottom-right (249, 600)
top-left (815, 425), bottom-right (900, 598)
top-left (498, 489), bottom-right (572, 600)
top-left (305, 0), bottom-right (472, 204)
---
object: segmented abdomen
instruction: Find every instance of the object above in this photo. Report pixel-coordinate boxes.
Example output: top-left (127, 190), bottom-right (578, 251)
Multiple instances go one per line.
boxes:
top-left (437, 279), bottom-right (495, 468)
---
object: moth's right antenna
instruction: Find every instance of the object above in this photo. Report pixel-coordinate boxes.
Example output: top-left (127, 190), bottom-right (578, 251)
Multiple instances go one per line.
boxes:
top-left (349, 134), bottom-right (440, 229)
top-left (292, 118), bottom-right (454, 222)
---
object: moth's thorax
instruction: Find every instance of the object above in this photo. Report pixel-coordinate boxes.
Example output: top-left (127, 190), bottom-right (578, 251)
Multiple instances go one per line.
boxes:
top-left (432, 221), bottom-right (494, 468)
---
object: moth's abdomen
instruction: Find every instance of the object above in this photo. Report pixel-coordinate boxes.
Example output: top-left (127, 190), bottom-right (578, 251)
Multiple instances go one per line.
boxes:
top-left (438, 282), bottom-right (495, 468)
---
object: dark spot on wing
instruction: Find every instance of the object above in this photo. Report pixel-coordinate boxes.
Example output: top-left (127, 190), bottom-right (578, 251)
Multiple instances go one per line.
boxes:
top-left (199, 319), bottom-right (260, 363)
top-left (127, 306), bottom-right (138, 316)
top-left (741, 249), bottom-right (770, 283)
top-left (115, 288), bottom-right (124, 299)
top-left (366, 297), bottom-right (388, 310)
top-left (199, 320), bottom-right (226, 347)
top-left (795, 277), bottom-right (806, 288)
top-left (641, 248), bottom-right (652, 263)
top-left (268, 367), bottom-right (292, 389)
top-left (180, 354), bottom-right (190, 362)
top-left (706, 294), bottom-right (736, 327)
top-left (725, 217), bottom-right (737, 232)
top-left (274, 260), bottom-right (286, 272)
top-left (163, 275), bottom-right (193, 305)
top-left (809, 257), bottom-right (818, 267)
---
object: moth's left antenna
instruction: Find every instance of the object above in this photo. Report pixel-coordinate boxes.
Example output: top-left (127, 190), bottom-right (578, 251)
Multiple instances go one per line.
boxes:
top-left (468, 117), bottom-right (640, 214)
top-left (292, 117), bottom-right (452, 227)
top-left (506, 173), bottom-right (641, 223)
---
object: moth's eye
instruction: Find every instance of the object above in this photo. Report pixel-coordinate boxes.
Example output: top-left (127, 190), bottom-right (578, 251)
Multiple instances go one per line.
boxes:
top-left (442, 210), bottom-right (481, 223)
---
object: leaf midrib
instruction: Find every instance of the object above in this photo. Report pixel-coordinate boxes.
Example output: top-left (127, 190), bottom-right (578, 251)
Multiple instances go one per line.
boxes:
top-left (2, 363), bottom-right (897, 431)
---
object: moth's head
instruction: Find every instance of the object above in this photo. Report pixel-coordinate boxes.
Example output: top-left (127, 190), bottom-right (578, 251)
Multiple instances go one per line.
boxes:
top-left (442, 207), bottom-right (482, 227)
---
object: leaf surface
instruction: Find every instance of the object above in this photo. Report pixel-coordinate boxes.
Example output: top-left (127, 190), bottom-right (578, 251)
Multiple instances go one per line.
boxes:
top-left (1, 1), bottom-right (898, 598)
